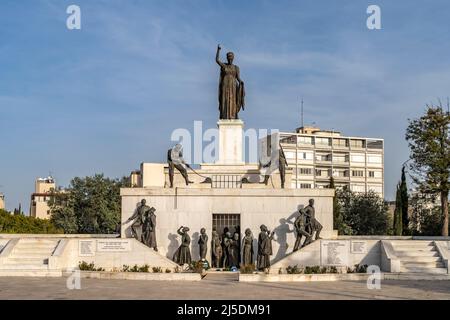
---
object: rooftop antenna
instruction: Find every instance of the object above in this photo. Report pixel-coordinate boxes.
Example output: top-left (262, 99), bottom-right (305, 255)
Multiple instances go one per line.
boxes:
top-left (300, 98), bottom-right (304, 129)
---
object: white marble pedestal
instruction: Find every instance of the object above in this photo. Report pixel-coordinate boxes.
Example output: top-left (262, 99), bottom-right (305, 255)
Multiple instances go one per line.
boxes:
top-left (216, 119), bottom-right (244, 165)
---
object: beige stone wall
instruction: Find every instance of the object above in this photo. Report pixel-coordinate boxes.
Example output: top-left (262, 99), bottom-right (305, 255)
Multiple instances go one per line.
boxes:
top-left (0, 195), bottom-right (4, 210)
top-left (121, 187), bottom-right (335, 264)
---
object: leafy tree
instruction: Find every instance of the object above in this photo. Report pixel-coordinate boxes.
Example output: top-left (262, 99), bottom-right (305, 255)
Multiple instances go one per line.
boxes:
top-left (409, 192), bottom-right (449, 236)
top-left (406, 104), bottom-right (450, 236)
top-left (336, 189), bottom-right (390, 235)
top-left (400, 166), bottom-right (409, 234)
top-left (393, 183), bottom-right (403, 235)
top-left (329, 178), bottom-right (351, 234)
top-left (0, 209), bottom-right (62, 234)
top-left (50, 174), bottom-right (129, 234)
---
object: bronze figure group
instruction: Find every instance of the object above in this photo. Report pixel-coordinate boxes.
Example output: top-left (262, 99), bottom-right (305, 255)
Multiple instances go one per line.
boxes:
top-left (293, 199), bottom-right (323, 251)
top-left (123, 199), bottom-right (158, 251)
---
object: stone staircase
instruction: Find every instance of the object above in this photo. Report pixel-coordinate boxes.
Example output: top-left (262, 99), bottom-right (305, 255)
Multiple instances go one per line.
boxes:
top-left (391, 240), bottom-right (447, 274)
top-left (0, 238), bottom-right (60, 274)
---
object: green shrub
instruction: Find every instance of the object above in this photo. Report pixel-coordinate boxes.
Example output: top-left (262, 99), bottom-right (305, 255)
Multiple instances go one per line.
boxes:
top-left (239, 264), bottom-right (256, 274)
top-left (152, 266), bottom-right (162, 273)
top-left (0, 209), bottom-right (62, 234)
top-left (304, 266), bottom-right (321, 274)
top-left (286, 265), bottom-right (303, 274)
top-left (165, 268), bottom-right (171, 273)
top-left (189, 260), bottom-right (205, 274)
top-left (78, 261), bottom-right (105, 271)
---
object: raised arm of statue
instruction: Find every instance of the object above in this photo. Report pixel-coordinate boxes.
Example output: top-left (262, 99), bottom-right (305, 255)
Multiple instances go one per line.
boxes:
top-left (216, 44), bottom-right (225, 67)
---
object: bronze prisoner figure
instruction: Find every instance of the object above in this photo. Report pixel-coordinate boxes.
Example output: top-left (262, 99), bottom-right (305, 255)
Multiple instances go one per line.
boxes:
top-left (216, 44), bottom-right (245, 120)
top-left (211, 229), bottom-right (223, 268)
top-left (198, 228), bottom-right (208, 261)
top-left (173, 226), bottom-right (192, 265)
top-left (242, 228), bottom-right (254, 266)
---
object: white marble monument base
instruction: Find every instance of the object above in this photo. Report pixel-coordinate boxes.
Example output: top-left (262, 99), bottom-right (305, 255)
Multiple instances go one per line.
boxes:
top-left (216, 119), bottom-right (244, 165)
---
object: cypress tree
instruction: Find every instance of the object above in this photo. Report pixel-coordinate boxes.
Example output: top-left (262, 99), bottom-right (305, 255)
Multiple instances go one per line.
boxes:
top-left (393, 183), bottom-right (403, 235)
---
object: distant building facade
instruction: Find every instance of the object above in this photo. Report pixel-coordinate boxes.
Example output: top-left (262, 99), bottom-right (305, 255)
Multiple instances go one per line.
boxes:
top-left (30, 177), bottom-right (56, 219)
top-left (0, 193), bottom-right (5, 210)
top-left (280, 126), bottom-right (384, 198)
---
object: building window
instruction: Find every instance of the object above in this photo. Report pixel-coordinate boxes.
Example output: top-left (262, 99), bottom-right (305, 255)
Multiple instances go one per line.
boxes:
top-left (298, 151), bottom-right (313, 160)
top-left (350, 140), bottom-right (365, 148)
top-left (350, 154), bottom-right (365, 163)
top-left (333, 139), bottom-right (348, 147)
top-left (299, 168), bottom-right (313, 175)
top-left (367, 155), bottom-right (382, 164)
top-left (369, 171), bottom-right (375, 178)
top-left (300, 183), bottom-right (312, 189)
top-left (367, 140), bottom-right (383, 149)
top-left (298, 136), bottom-right (313, 145)
top-left (352, 170), bottom-right (364, 177)
top-left (316, 137), bottom-right (331, 146)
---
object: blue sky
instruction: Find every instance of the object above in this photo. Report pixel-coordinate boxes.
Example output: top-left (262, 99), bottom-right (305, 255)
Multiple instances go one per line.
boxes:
top-left (1, 0), bottom-right (450, 212)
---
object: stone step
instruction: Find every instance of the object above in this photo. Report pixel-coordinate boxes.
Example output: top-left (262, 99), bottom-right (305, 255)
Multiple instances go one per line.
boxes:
top-left (395, 250), bottom-right (439, 257)
top-left (392, 242), bottom-right (435, 247)
top-left (393, 245), bottom-right (436, 252)
top-left (0, 264), bottom-right (49, 270)
top-left (402, 261), bottom-right (445, 269)
top-left (400, 267), bottom-right (448, 274)
top-left (12, 248), bottom-right (54, 255)
top-left (8, 253), bottom-right (51, 259)
top-left (400, 256), bottom-right (442, 263)
top-left (4, 257), bottom-right (48, 265)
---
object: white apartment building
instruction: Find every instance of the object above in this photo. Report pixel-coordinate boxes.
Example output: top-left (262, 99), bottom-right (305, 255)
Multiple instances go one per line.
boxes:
top-left (30, 176), bottom-right (56, 219)
top-left (280, 126), bottom-right (384, 198)
top-left (0, 193), bottom-right (5, 210)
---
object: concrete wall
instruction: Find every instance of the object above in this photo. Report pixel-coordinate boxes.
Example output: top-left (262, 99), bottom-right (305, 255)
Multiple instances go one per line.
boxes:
top-left (270, 239), bottom-right (381, 273)
top-left (50, 238), bottom-right (178, 271)
top-left (121, 187), bottom-right (334, 264)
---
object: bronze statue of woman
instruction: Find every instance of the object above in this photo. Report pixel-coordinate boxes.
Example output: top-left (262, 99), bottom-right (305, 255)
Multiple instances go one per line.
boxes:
top-left (216, 44), bottom-right (245, 120)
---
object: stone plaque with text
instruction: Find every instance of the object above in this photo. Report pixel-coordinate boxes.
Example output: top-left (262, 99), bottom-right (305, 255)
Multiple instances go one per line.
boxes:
top-left (79, 240), bottom-right (96, 257)
top-left (351, 240), bottom-right (368, 254)
top-left (320, 240), bottom-right (350, 266)
top-left (97, 239), bottom-right (132, 252)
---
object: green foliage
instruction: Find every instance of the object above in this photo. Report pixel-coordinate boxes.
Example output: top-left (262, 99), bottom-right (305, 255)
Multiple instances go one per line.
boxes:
top-left (393, 183), bottom-right (403, 236)
top-left (50, 174), bottom-right (129, 234)
top-left (0, 209), bottom-right (62, 234)
top-left (122, 264), bottom-right (151, 272)
top-left (165, 268), bottom-right (172, 273)
top-left (78, 261), bottom-right (105, 271)
top-left (336, 189), bottom-right (390, 235)
top-left (406, 104), bottom-right (450, 236)
top-left (286, 265), bottom-right (303, 274)
top-left (400, 166), bottom-right (410, 234)
top-left (152, 266), bottom-right (162, 273)
top-left (347, 264), bottom-right (368, 273)
top-left (239, 264), bottom-right (256, 274)
top-left (189, 260), bottom-right (206, 273)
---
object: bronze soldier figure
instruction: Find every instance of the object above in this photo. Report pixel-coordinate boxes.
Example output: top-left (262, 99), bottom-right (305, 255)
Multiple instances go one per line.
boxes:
top-left (304, 199), bottom-right (322, 240)
top-left (142, 207), bottom-right (157, 251)
top-left (263, 145), bottom-right (288, 188)
top-left (123, 199), bottom-right (149, 241)
top-left (167, 144), bottom-right (193, 188)
top-left (293, 207), bottom-right (313, 251)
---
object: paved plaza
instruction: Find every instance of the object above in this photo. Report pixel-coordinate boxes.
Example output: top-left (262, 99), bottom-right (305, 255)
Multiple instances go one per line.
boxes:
top-left (0, 274), bottom-right (450, 300)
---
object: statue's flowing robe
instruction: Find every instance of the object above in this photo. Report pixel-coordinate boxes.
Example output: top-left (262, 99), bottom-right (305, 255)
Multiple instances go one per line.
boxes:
top-left (257, 232), bottom-right (272, 269)
top-left (218, 64), bottom-right (245, 120)
top-left (242, 236), bottom-right (254, 266)
top-left (198, 234), bottom-right (208, 260)
top-left (173, 232), bottom-right (192, 265)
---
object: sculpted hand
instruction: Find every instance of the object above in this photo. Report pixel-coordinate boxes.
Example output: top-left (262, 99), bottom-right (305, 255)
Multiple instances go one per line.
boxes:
top-left (217, 44), bottom-right (221, 51)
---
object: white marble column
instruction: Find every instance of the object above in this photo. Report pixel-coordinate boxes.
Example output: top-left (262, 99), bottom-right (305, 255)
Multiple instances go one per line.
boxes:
top-left (216, 119), bottom-right (244, 165)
